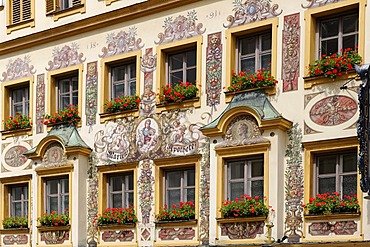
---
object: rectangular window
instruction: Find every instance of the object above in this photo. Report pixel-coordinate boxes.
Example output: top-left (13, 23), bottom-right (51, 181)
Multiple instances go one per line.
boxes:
top-left (108, 172), bottom-right (134, 208)
top-left (238, 32), bottom-right (272, 73)
top-left (226, 156), bottom-right (264, 201)
top-left (45, 177), bottom-right (69, 214)
top-left (318, 13), bottom-right (358, 57)
top-left (9, 184), bottom-right (28, 217)
top-left (57, 75), bottom-right (78, 110)
top-left (110, 61), bottom-right (136, 99)
top-left (164, 168), bottom-right (195, 206)
top-left (10, 0), bottom-right (32, 24)
top-left (10, 86), bottom-right (29, 116)
top-left (315, 151), bottom-right (357, 196)
top-left (167, 48), bottom-right (196, 87)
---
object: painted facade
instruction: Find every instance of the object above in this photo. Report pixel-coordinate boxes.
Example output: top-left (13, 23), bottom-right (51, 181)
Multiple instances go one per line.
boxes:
top-left (0, 0), bottom-right (369, 247)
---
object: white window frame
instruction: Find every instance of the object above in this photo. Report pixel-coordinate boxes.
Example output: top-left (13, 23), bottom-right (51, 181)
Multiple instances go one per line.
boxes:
top-left (10, 86), bottom-right (29, 116)
top-left (9, 184), bottom-right (28, 217)
top-left (109, 61), bottom-right (136, 99)
top-left (45, 177), bottom-right (69, 214)
top-left (56, 74), bottom-right (78, 111)
top-left (108, 172), bottom-right (134, 208)
top-left (164, 168), bottom-right (195, 206)
top-left (166, 48), bottom-right (197, 88)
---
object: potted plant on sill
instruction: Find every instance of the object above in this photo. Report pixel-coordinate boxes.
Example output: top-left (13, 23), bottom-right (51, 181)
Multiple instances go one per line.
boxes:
top-left (219, 194), bottom-right (269, 219)
top-left (97, 207), bottom-right (138, 226)
top-left (103, 95), bottom-right (141, 115)
top-left (43, 104), bottom-right (80, 126)
top-left (2, 113), bottom-right (32, 132)
top-left (159, 82), bottom-right (199, 105)
top-left (303, 192), bottom-right (360, 216)
top-left (225, 69), bottom-right (278, 94)
top-left (2, 216), bottom-right (28, 229)
top-left (306, 47), bottom-right (362, 79)
top-left (38, 210), bottom-right (69, 227)
top-left (155, 201), bottom-right (196, 223)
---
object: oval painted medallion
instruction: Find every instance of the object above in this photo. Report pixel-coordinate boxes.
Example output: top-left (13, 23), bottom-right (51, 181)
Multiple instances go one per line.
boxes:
top-left (4, 145), bottom-right (28, 167)
top-left (309, 95), bottom-right (357, 126)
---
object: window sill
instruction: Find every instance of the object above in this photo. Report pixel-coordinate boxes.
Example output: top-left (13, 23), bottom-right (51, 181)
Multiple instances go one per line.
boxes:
top-left (99, 109), bottom-right (139, 123)
top-left (47, 4), bottom-right (85, 21)
top-left (156, 97), bottom-right (200, 113)
top-left (46, 121), bottom-right (81, 131)
top-left (225, 86), bottom-right (276, 103)
top-left (216, 216), bottom-right (267, 224)
top-left (0, 228), bottom-right (29, 234)
top-left (98, 223), bottom-right (136, 230)
top-left (304, 212), bottom-right (361, 221)
top-left (37, 225), bottom-right (70, 232)
top-left (1, 127), bottom-right (32, 140)
top-left (303, 70), bottom-right (358, 89)
top-left (155, 219), bottom-right (197, 227)
top-left (6, 19), bottom-right (35, 34)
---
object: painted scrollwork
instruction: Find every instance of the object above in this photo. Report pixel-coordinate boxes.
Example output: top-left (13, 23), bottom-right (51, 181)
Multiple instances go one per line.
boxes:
top-left (40, 230), bottom-right (69, 244)
top-left (87, 153), bottom-right (99, 244)
top-left (45, 43), bottom-right (85, 71)
top-left (3, 235), bottom-right (28, 245)
top-left (224, 0), bottom-right (282, 28)
top-left (1, 55), bottom-right (36, 82)
top-left (220, 221), bottom-right (264, 239)
top-left (302, 0), bottom-right (340, 9)
top-left (36, 74), bottom-right (45, 134)
top-left (138, 160), bottom-right (155, 224)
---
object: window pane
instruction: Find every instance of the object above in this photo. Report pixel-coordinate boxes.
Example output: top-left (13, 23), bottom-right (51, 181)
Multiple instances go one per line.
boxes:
top-left (230, 161), bottom-right (244, 179)
top-left (230, 182), bottom-right (244, 201)
top-left (240, 58), bottom-right (255, 73)
top-left (49, 197), bottom-right (58, 212)
top-left (112, 66), bottom-right (125, 82)
top-left (261, 54), bottom-right (271, 70)
top-left (59, 79), bottom-right (70, 93)
top-left (14, 202), bottom-right (22, 217)
top-left (127, 192), bottom-right (134, 207)
top-left (187, 169), bottom-right (195, 186)
top-left (318, 156), bottom-right (336, 174)
top-left (321, 19), bottom-right (339, 38)
top-left (318, 177), bottom-right (336, 194)
top-left (72, 77), bottom-right (78, 91)
top-left (129, 81), bottom-right (136, 96)
top-left (168, 189), bottom-right (181, 206)
top-left (13, 187), bottom-right (23, 200)
top-left (12, 88), bottom-right (24, 102)
top-left (60, 96), bottom-right (70, 110)
top-left (251, 160), bottom-right (263, 177)
top-left (186, 68), bottom-right (196, 84)
top-left (343, 15), bottom-right (358, 34)
top-left (127, 174), bottom-right (134, 190)
top-left (240, 37), bottom-right (255, 55)
top-left (112, 194), bottom-right (122, 208)
top-left (129, 64), bottom-right (136, 80)
top-left (62, 178), bottom-right (69, 193)
top-left (72, 92), bottom-right (78, 106)
top-left (186, 188), bottom-right (195, 202)
top-left (261, 33), bottom-right (272, 51)
top-left (343, 153), bottom-right (357, 172)
top-left (186, 50), bottom-right (196, 67)
top-left (251, 180), bottom-right (264, 199)
top-left (62, 195), bottom-right (69, 213)
top-left (167, 171), bottom-right (182, 187)
top-left (343, 35), bottom-right (357, 51)
top-left (24, 202), bottom-right (28, 216)
top-left (113, 83), bottom-right (125, 99)
top-left (342, 175), bottom-right (357, 197)
top-left (47, 180), bottom-right (59, 195)
top-left (321, 39), bottom-right (338, 55)
top-left (170, 54), bottom-right (183, 70)
top-left (112, 176), bottom-right (123, 192)
top-left (13, 105), bottom-right (23, 115)
top-left (170, 71), bottom-right (183, 86)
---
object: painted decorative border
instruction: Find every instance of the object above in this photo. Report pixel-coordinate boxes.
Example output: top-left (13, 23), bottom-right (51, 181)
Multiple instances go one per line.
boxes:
top-left (85, 62), bottom-right (98, 128)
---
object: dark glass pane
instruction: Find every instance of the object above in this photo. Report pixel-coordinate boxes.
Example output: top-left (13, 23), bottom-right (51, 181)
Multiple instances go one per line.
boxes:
top-left (12, 88), bottom-right (24, 102)
top-left (24, 186), bottom-right (28, 200)
top-left (230, 182), bottom-right (244, 201)
top-left (187, 169), bottom-right (195, 186)
top-left (14, 202), bottom-right (22, 217)
top-left (240, 57), bottom-right (255, 73)
top-left (240, 37), bottom-right (255, 55)
top-left (129, 63), bottom-right (136, 79)
top-left (321, 39), bottom-right (338, 55)
top-left (129, 81), bottom-right (136, 96)
top-left (343, 15), bottom-right (358, 34)
top-left (63, 195), bottom-right (69, 213)
top-left (321, 18), bottom-right (339, 38)
top-left (127, 173), bottom-right (134, 190)
top-left (343, 35), bottom-right (357, 51)
top-left (318, 156), bottom-right (336, 174)
top-left (170, 71), bottom-right (183, 87)
top-left (186, 188), bottom-right (195, 203)
top-left (60, 96), bottom-right (70, 110)
top-left (261, 33), bottom-right (272, 51)
top-left (59, 79), bottom-right (70, 93)
top-left (342, 175), bottom-right (357, 196)
top-left (230, 161), bottom-right (245, 179)
top-left (24, 202), bottom-right (28, 217)
top-left (62, 178), bottom-right (69, 193)
top-left (261, 54), bottom-right (271, 70)
top-left (25, 102), bottom-right (29, 116)
top-left (112, 194), bottom-right (122, 208)
top-left (251, 180), bottom-right (264, 199)
top-left (112, 66), bottom-right (125, 82)
top-left (112, 176), bottom-right (123, 192)
top-left (318, 177), bottom-right (336, 194)
top-left (72, 93), bottom-right (78, 106)
top-left (167, 171), bottom-right (182, 187)
top-left (170, 53), bottom-right (183, 70)
top-left (251, 160), bottom-right (264, 177)
top-left (47, 180), bottom-right (59, 195)
top-left (13, 187), bottom-right (23, 200)
top-left (72, 77), bottom-right (78, 90)
top-left (13, 105), bottom-right (23, 115)
top-left (49, 197), bottom-right (58, 212)
top-left (343, 153), bottom-right (357, 172)
top-left (186, 68), bottom-right (196, 84)
top-left (186, 50), bottom-right (196, 67)
top-left (113, 83), bottom-right (125, 99)
top-left (168, 190), bottom-right (181, 206)
top-left (127, 192), bottom-right (134, 207)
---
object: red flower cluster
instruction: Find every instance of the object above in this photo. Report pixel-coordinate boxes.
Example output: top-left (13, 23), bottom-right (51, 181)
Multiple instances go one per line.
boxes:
top-left (3, 112), bottom-right (32, 131)
top-left (104, 95), bottom-right (141, 114)
top-left (303, 192), bottom-right (359, 215)
top-left (307, 47), bottom-right (362, 79)
top-left (159, 82), bottom-right (198, 104)
top-left (97, 207), bottom-right (138, 226)
top-left (227, 69), bottom-right (278, 92)
top-left (43, 104), bottom-right (80, 125)
top-left (38, 209), bottom-right (69, 227)
top-left (219, 194), bottom-right (269, 218)
top-left (155, 201), bottom-right (195, 222)
top-left (2, 216), bottom-right (28, 229)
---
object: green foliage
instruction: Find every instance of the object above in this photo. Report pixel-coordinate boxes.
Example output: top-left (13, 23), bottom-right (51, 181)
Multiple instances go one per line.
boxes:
top-left (97, 207), bottom-right (138, 226)
top-left (220, 194), bottom-right (269, 218)
top-left (227, 69), bottom-right (278, 92)
top-left (3, 112), bottom-right (32, 131)
top-left (43, 104), bottom-right (81, 125)
top-left (104, 95), bottom-right (141, 113)
top-left (38, 210), bottom-right (69, 227)
top-left (160, 82), bottom-right (198, 104)
top-left (155, 201), bottom-right (195, 222)
top-left (2, 216), bottom-right (28, 229)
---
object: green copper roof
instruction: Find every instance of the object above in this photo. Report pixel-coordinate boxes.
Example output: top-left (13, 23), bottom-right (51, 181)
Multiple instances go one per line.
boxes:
top-left (25, 123), bottom-right (91, 155)
top-left (201, 89), bottom-right (282, 130)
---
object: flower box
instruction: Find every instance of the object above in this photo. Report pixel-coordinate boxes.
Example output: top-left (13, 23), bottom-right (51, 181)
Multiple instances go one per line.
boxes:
top-left (103, 95), bottom-right (141, 119)
top-left (303, 69), bottom-right (358, 89)
top-left (219, 195), bottom-right (269, 219)
top-left (155, 219), bottom-right (198, 227)
top-left (216, 216), bottom-right (267, 223)
top-left (1, 127), bottom-right (32, 140)
top-left (0, 228), bottom-right (29, 234)
top-left (304, 212), bottom-right (361, 221)
top-left (155, 201), bottom-right (196, 222)
top-left (99, 108), bottom-right (139, 123)
top-left (43, 105), bottom-right (81, 126)
top-left (156, 97), bottom-right (200, 112)
top-left (97, 207), bottom-right (138, 226)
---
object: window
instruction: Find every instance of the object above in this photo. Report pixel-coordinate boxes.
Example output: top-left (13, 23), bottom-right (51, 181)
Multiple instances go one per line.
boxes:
top-left (225, 156), bottom-right (264, 201)
top-left (318, 13), bottom-right (358, 57)
top-left (10, 86), bottom-right (29, 116)
top-left (238, 32), bottom-right (272, 73)
top-left (315, 151), bottom-right (357, 196)
top-left (56, 74), bottom-right (78, 110)
top-left (110, 61), bottom-right (136, 99)
top-left (46, 0), bottom-right (85, 21)
top-left (45, 177), bottom-right (69, 214)
top-left (167, 49), bottom-right (196, 87)
top-left (108, 172), bottom-right (134, 208)
top-left (164, 168), bottom-right (195, 206)
top-left (8, 184), bottom-right (28, 217)
top-left (9, 0), bottom-right (31, 24)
